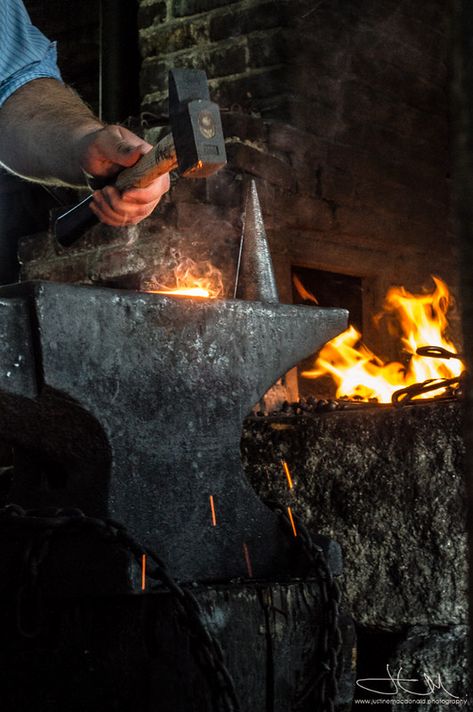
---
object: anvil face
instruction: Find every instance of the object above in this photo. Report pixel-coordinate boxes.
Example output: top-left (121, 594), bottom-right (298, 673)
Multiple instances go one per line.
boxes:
top-left (0, 282), bottom-right (347, 583)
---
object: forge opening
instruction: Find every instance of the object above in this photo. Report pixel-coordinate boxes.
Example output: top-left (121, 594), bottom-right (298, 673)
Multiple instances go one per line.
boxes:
top-left (291, 266), bottom-right (363, 398)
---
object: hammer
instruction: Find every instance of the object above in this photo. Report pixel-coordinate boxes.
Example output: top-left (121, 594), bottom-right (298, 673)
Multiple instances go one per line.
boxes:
top-left (54, 68), bottom-right (226, 246)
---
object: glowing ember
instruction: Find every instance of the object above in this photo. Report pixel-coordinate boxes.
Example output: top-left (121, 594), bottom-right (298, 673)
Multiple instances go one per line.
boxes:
top-left (287, 507), bottom-right (298, 537)
top-left (302, 276), bottom-right (464, 403)
top-left (209, 495), bottom-right (217, 527)
top-left (243, 543), bottom-right (253, 578)
top-left (282, 460), bottom-right (294, 490)
top-left (146, 258), bottom-right (224, 299)
top-left (141, 554), bottom-right (146, 591)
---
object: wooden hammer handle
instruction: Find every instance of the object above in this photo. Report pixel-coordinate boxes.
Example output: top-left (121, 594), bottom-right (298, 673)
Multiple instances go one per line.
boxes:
top-left (114, 132), bottom-right (177, 192)
top-left (54, 132), bottom-right (177, 246)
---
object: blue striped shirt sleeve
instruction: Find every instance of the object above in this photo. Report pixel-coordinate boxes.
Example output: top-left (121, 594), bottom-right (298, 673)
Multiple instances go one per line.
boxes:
top-left (0, 0), bottom-right (63, 107)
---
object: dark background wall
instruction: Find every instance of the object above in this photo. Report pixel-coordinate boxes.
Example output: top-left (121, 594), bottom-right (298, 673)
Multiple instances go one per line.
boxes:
top-left (27, 0), bottom-right (100, 113)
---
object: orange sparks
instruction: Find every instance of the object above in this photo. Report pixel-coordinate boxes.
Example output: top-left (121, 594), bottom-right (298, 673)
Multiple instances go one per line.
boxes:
top-left (141, 554), bottom-right (146, 591)
top-left (282, 460), bottom-right (294, 490)
top-left (209, 495), bottom-right (217, 527)
top-left (302, 276), bottom-right (464, 403)
top-left (243, 543), bottom-right (253, 578)
top-left (287, 507), bottom-right (298, 537)
top-left (145, 258), bottom-right (224, 299)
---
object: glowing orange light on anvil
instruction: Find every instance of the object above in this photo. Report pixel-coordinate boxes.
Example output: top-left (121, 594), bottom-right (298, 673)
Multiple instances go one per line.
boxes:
top-left (300, 276), bottom-right (464, 404)
top-left (145, 258), bottom-right (224, 299)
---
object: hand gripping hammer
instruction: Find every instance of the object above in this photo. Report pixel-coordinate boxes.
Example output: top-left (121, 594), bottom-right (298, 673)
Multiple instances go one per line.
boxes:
top-left (54, 68), bottom-right (227, 246)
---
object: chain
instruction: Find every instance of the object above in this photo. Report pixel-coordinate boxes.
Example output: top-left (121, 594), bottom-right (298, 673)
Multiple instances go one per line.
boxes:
top-left (0, 504), bottom-right (240, 712)
top-left (264, 499), bottom-right (343, 712)
top-left (391, 345), bottom-right (466, 406)
top-left (391, 375), bottom-right (463, 406)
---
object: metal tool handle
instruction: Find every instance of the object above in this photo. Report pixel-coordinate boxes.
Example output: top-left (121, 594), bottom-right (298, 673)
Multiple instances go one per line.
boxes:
top-left (55, 132), bottom-right (177, 247)
top-left (54, 194), bottom-right (97, 246)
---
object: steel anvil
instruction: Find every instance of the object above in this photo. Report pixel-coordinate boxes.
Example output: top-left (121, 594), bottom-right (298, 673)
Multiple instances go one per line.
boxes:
top-left (0, 281), bottom-right (346, 588)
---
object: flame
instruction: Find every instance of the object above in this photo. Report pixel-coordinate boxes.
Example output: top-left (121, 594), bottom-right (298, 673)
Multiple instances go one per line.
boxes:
top-left (303, 276), bottom-right (464, 403)
top-left (146, 258), bottom-right (223, 299)
top-left (293, 274), bottom-right (319, 304)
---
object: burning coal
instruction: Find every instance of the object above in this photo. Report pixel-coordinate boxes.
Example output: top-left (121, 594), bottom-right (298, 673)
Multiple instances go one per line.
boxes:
top-left (145, 258), bottom-right (224, 299)
top-left (301, 276), bottom-right (464, 403)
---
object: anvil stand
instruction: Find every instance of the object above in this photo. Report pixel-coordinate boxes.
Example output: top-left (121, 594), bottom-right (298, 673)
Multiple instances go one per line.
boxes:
top-left (0, 181), bottom-right (354, 711)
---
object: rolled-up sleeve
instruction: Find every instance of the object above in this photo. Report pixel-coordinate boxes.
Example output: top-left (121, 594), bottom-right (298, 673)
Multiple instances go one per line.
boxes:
top-left (0, 0), bottom-right (62, 108)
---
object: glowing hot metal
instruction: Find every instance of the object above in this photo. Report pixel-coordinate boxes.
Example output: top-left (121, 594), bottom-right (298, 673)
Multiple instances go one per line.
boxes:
top-left (145, 258), bottom-right (223, 300)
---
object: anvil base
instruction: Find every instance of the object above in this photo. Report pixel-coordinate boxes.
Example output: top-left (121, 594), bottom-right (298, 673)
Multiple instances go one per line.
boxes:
top-left (0, 582), bottom-right (355, 711)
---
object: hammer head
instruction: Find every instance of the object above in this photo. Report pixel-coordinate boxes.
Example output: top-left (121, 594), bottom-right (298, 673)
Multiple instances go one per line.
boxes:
top-left (169, 68), bottom-right (227, 178)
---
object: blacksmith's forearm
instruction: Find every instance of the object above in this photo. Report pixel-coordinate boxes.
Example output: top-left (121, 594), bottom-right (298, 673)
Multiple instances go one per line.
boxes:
top-left (0, 78), bottom-right (103, 187)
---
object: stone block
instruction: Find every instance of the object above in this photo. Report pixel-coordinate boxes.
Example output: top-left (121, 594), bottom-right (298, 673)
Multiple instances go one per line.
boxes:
top-left (267, 122), bottom-right (326, 162)
top-left (283, 30), bottom-right (351, 76)
top-left (140, 91), bottom-right (168, 118)
top-left (221, 111), bottom-right (267, 144)
top-left (175, 201), bottom-right (241, 236)
top-left (247, 28), bottom-right (287, 68)
top-left (209, 0), bottom-right (288, 41)
top-left (242, 401), bottom-right (467, 629)
top-left (138, 0), bottom-right (167, 29)
top-left (139, 16), bottom-right (209, 57)
top-left (256, 179), bottom-right (333, 229)
top-left (173, 0), bottom-right (239, 18)
top-left (89, 250), bottom-right (148, 283)
top-left (270, 95), bottom-right (345, 140)
top-left (318, 167), bottom-right (355, 205)
top-left (143, 38), bottom-right (248, 91)
top-left (401, 0), bottom-right (449, 28)
top-left (389, 627), bottom-right (469, 708)
top-left (210, 67), bottom-right (285, 112)
top-left (349, 49), bottom-right (447, 116)
top-left (140, 57), bottom-right (167, 96)
top-left (226, 142), bottom-right (296, 192)
top-left (204, 167), bottom-right (244, 208)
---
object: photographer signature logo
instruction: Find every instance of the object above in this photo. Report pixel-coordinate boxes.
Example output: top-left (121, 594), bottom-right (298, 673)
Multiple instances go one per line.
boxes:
top-left (356, 664), bottom-right (459, 698)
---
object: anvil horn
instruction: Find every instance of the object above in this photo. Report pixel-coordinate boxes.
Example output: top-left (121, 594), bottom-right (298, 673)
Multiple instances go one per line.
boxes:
top-left (235, 180), bottom-right (279, 303)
